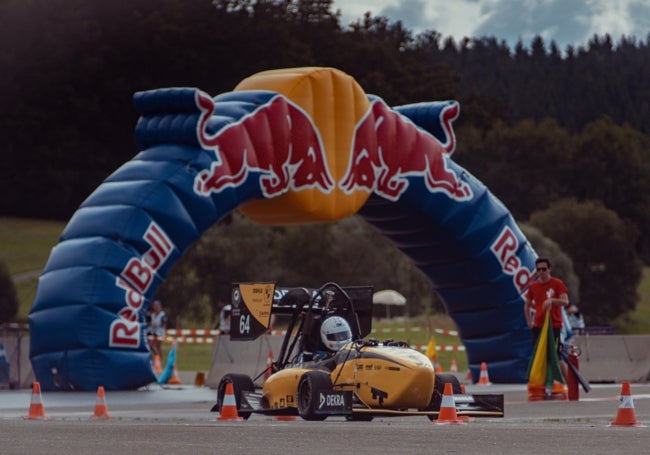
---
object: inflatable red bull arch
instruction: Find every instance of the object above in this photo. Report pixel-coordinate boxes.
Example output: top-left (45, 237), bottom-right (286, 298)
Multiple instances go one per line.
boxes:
top-left (29, 67), bottom-right (537, 390)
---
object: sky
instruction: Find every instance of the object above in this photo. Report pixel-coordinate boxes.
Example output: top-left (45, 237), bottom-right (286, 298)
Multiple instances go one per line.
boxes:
top-left (333, 0), bottom-right (650, 50)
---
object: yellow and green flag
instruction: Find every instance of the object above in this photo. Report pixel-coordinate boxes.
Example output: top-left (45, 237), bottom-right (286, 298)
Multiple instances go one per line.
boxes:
top-left (527, 311), bottom-right (564, 390)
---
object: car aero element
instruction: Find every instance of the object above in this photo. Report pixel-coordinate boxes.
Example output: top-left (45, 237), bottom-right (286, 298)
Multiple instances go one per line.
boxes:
top-left (212, 282), bottom-right (504, 421)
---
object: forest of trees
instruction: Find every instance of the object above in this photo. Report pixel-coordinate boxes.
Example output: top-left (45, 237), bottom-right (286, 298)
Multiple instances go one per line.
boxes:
top-left (2, 0), bottom-right (649, 326)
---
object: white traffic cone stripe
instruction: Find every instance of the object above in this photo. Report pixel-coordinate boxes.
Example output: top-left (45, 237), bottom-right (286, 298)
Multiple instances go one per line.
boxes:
top-left (223, 392), bottom-right (237, 406)
top-left (441, 394), bottom-right (455, 408)
top-left (619, 395), bottom-right (634, 408)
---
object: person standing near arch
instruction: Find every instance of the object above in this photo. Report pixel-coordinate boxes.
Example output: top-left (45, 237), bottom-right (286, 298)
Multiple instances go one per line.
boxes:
top-left (147, 300), bottom-right (168, 367)
top-left (217, 300), bottom-right (232, 335)
top-left (524, 257), bottom-right (570, 380)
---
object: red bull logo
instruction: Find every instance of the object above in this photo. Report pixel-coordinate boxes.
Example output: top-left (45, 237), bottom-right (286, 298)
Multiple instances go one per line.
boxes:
top-left (340, 99), bottom-right (471, 202)
top-left (191, 68), bottom-right (472, 224)
top-left (193, 91), bottom-right (334, 198)
top-left (193, 92), bottom-right (471, 205)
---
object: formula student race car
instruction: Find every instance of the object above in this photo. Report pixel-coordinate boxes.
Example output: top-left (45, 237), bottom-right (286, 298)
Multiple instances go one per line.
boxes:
top-left (212, 282), bottom-right (504, 421)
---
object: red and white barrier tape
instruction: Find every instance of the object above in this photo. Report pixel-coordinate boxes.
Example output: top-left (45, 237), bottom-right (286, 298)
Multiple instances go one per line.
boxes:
top-left (159, 336), bottom-right (465, 352)
top-left (411, 344), bottom-right (466, 352)
top-left (155, 335), bottom-right (465, 352)
top-left (432, 328), bottom-right (459, 337)
top-left (163, 329), bottom-right (287, 337)
top-left (165, 328), bottom-right (219, 336)
top-left (1, 322), bottom-right (29, 330)
top-left (371, 327), bottom-right (422, 333)
top-left (164, 327), bottom-right (458, 337)
top-left (162, 336), bottom-right (216, 344)
top-left (370, 327), bottom-right (459, 336)
top-left (4, 323), bottom-right (462, 351)
top-left (1, 324), bottom-right (457, 336)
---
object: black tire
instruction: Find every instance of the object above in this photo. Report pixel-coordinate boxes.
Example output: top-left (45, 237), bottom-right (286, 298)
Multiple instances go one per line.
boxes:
top-left (297, 371), bottom-right (331, 421)
top-left (423, 373), bottom-right (463, 421)
top-left (213, 373), bottom-right (254, 420)
top-left (435, 373), bottom-right (463, 395)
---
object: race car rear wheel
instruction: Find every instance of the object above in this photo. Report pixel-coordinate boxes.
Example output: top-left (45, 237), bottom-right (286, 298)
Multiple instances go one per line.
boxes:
top-left (297, 371), bottom-right (331, 421)
top-left (214, 373), bottom-right (255, 420)
top-left (423, 373), bottom-right (463, 421)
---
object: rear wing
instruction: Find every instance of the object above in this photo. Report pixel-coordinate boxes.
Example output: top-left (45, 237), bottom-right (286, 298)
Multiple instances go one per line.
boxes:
top-left (230, 282), bottom-right (374, 340)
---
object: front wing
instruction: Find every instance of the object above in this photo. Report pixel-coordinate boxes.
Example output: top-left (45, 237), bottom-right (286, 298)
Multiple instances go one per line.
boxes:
top-left (240, 390), bottom-right (353, 417)
top-left (437, 393), bottom-right (504, 418)
top-left (239, 390), bottom-right (504, 419)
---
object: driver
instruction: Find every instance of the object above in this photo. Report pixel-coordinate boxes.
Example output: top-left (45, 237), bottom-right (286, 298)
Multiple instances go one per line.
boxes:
top-left (300, 315), bottom-right (353, 364)
top-left (320, 316), bottom-right (353, 352)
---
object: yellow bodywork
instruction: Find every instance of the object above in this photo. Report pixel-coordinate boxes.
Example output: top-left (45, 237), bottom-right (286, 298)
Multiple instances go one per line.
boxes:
top-left (262, 343), bottom-right (435, 410)
top-left (262, 367), bottom-right (309, 410)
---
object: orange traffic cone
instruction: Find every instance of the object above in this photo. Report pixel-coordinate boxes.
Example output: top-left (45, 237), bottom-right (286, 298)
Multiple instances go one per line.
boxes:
top-left (91, 386), bottom-right (112, 420)
top-left (264, 351), bottom-right (274, 382)
top-left (218, 382), bottom-right (244, 421)
top-left (25, 381), bottom-right (49, 420)
top-left (194, 372), bottom-right (206, 387)
top-left (450, 359), bottom-right (458, 373)
top-left (476, 362), bottom-right (492, 386)
top-left (153, 355), bottom-right (163, 373)
top-left (435, 361), bottom-right (443, 374)
top-left (550, 381), bottom-right (568, 400)
top-left (610, 382), bottom-right (644, 427)
top-left (434, 383), bottom-right (466, 425)
top-left (167, 365), bottom-right (182, 385)
top-left (466, 369), bottom-right (472, 381)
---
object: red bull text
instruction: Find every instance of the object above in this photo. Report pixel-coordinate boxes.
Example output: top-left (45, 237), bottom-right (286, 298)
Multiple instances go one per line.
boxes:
top-left (491, 226), bottom-right (533, 292)
top-left (110, 222), bottom-right (174, 348)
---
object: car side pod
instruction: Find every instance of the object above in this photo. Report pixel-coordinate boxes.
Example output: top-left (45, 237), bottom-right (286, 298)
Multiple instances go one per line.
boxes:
top-left (433, 383), bottom-right (466, 425)
top-left (218, 382), bottom-right (244, 421)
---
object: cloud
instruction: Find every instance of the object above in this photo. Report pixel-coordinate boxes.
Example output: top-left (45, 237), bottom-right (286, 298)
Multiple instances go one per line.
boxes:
top-left (473, 0), bottom-right (592, 49)
top-left (334, 0), bottom-right (480, 38)
top-left (333, 0), bottom-right (650, 49)
top-left (590, 0), bottom-right (650, 42)
top-left (379, 0), bottom-right (428, 31)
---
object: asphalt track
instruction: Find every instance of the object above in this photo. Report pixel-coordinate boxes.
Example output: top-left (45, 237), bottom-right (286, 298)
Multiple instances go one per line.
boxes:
top-left (1, 382), bottom-right (648, 455)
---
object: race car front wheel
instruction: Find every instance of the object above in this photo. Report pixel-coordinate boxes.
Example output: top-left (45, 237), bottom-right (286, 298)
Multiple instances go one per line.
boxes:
top-left (214, 373), bottom-right (255, 420)
top-left (297, 371), bottom-right (331, 421)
